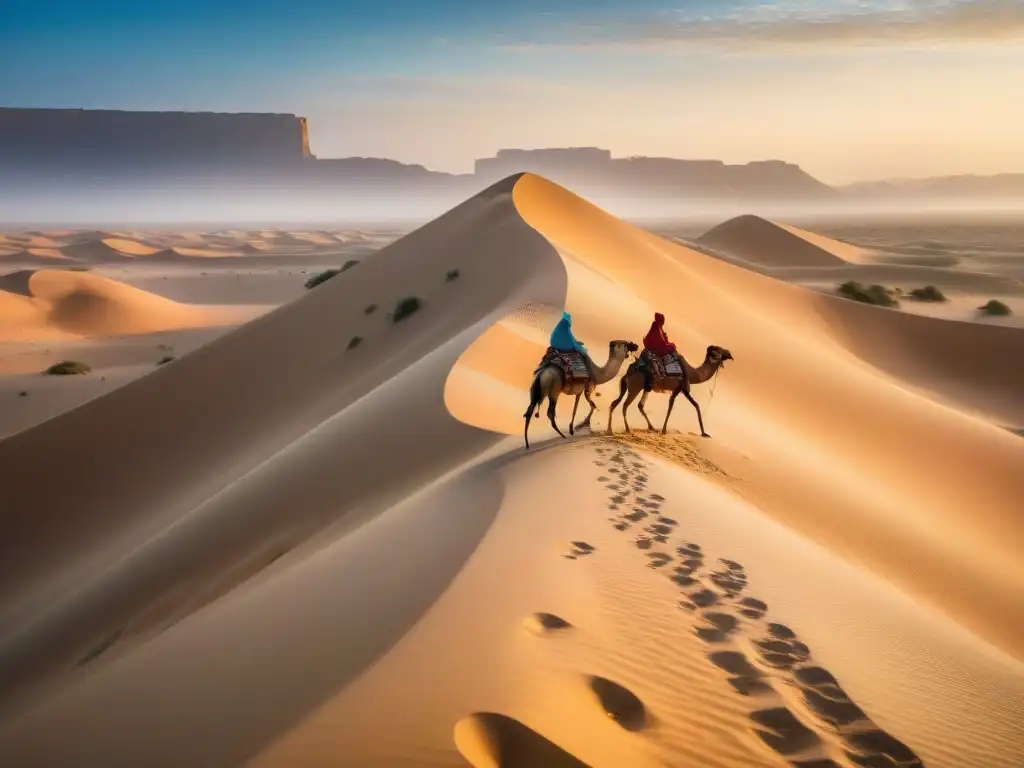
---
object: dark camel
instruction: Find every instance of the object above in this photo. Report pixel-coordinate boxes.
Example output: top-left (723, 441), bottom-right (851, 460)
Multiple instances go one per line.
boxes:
top-left (524, 340), bottom-right (638, 449)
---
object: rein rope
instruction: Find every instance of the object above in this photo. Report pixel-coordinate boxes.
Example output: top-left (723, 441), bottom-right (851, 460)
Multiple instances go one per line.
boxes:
top-left (704, 366), bottom-right (722, 416)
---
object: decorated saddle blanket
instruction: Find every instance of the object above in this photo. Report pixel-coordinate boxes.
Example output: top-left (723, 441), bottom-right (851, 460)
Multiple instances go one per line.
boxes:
top-left (641, 349), bottom-right (683, 379)
top-left (537, 346), bottom-right (591, 380)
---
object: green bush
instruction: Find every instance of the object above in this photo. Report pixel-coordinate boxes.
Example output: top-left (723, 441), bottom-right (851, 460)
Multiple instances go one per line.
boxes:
top-left (446, 269), bottom-right (461, 282)
top-left (347, 336), bottom-right (363, 350)
top-left (305, 269), bottom-right (340, 289)
top-left (978, 299), bottom-right (1011, 316)
top-left (391, 296), bottom-right (423, 323)
top-left (157, 356), bottom-right (175, 366)
top-left (44, 360), bottom-right (91, 376)
top-left (305, 260), bottom-right (360, 289)
top-left (836, 281), bottom-right (898, 308)
top-left (364, 304), bottom-right (377, 315)
top-left (907, 285), bottom-right (946, 302)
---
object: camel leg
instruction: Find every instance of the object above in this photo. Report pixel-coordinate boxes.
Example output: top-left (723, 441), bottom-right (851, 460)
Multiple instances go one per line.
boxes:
top-left (547, 391), bottom-right (566, 440)
top-left (661, 385), bottom-right (682, 435)
top-left (606, 375), bottom-right (629, 435)
top-left (637, 391), bottom-right (657, 431)
top-left (569, 392), bottom-right (581, 436)
top-left (577, 389), bottom-right (598, 430)
top-left (684, 390), bottom-right (710, 438)
top-left (621, 387), bottom-right (641, 434)
top-left (523, 375), bottom-right (543, 450)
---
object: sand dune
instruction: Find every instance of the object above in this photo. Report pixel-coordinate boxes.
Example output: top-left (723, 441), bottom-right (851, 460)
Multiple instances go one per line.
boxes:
top-left (0, 269), bottom-right (256, 341)
top-left (697, 214), bottom-right (871, 267)
top-left (0, 174), bottom-right (1021, 768)
top-left (58, 238), bottom-right (159, 262)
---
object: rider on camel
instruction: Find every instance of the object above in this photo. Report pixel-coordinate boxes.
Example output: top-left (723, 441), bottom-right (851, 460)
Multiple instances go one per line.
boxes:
top-left (548, 311), bottom-right (596, 379)
top-left (639, 312), bottom-right (677, 391)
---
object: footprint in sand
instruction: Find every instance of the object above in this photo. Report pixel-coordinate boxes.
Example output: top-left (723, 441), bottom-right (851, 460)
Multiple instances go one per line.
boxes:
top-left (745, 624), bottom-right (925, 766)
top-left (644, 520), bottom-right (675, 543)
top-left (695, 612), bottom-right (740, 643)
top-left (564, 541), bottom-right (595, 560)
top-left (634, 510), bottom-right (924, 768)
top-left (588, 676), bottom-right (648, 732)
top-left (738, 597), bottom-right (768, 620)
top-left (750, 706), bottom-right (824, 756)
top-left (454, 712), bottom-right (588, 768)
top-left (626, 508), bottom-right (649, 523)
top-left (646, 551), bottom-right (673, 568)
top-left (523, 612), bottom-right (574, 636)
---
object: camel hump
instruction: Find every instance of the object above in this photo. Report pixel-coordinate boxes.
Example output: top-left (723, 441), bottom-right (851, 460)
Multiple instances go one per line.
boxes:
top-left (537, 346), bottom-right (590, 381)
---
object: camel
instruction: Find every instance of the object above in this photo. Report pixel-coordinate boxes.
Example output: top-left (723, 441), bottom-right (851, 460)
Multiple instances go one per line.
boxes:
top-left (607, 345), bottom-right (733, 438)
top-left (524, 340), bottom-right (638, 449)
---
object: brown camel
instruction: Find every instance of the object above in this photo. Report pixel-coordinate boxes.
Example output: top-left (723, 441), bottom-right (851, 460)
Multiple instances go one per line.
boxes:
top-left (607, 345), bottom-right (733, 437)
top-left (524, 340), bottom-right (638, 449)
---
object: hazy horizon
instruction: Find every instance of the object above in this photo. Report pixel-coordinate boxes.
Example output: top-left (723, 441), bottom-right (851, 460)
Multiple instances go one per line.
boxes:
top-left (3, 1), bottom-right (1023, 186)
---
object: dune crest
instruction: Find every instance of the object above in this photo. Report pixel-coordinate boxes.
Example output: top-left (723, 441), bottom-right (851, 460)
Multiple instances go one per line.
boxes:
top-left (696, 214), bottom-right (869, 267)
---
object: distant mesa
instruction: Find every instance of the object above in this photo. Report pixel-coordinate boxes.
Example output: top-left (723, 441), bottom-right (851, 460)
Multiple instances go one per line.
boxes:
top-left (839, 172), bottom-right (1024, 200)
top-left (0, 108), bottom-right (837, 203)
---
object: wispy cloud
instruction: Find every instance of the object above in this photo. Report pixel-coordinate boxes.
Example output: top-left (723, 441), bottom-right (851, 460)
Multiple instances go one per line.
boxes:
top-left (504, 1), bottom-right (1024, 50)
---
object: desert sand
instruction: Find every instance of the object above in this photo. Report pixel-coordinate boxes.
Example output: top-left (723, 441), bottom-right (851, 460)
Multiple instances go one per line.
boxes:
top-left (0, 174), bottom-right (1022, 768)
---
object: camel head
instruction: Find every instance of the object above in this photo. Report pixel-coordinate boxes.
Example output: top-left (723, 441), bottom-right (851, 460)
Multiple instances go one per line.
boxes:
top-left (706, 345), bottom-right (734, 367)
top-left (610, 340), bottom-right (639, 359)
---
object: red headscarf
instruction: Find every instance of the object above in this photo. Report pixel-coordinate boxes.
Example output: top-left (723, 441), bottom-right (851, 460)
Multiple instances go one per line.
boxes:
top-left (643, 312), bottom-right (677, 356)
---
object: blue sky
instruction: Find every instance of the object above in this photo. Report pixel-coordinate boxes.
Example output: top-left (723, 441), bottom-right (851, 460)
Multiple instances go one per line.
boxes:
top-left (2, 1), bottom-right (1023, 182)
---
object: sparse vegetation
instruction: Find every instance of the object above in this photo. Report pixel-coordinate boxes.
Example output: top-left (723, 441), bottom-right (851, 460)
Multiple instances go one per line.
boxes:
top-left (978, 299), bottom-right (1011, 316)
top-left (18, 390), bottom-right (28, 397)
top-left (446, 269), bottom-right (461, 282)
top-left (305, 260), bottom-right (361, 289)
top-left (44, 360), bottom-right (91, 376)
top-left (157, 356), bottom-right (175, 366)
top-left (305, 268), bottom-right (341, 289)
top-left (347, 336), bottom-right (363, 350)
top-left (836, 281), bottom-right (899, 308)
top-left (391, 296), bottom-right (423, 323)
top-left (364, 304), bottom-right (378, 315)
top-left (907, 285), bottom-right (946, 302)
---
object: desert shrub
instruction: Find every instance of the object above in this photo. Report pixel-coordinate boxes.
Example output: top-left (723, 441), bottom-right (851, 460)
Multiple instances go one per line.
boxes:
top-left (836, 281), bottom-right (898, 308)
top-left (305, 269), bottom-right (340, 289)
top-left (391, 296), bottom-right (422, 323)
top-left (364, 304), bottom-right (377, 315)
top-left (341, 259), bottom-right (360, 272)
top-left (157, 356), bottom-right (175, 366)
top-left (347, 336), bottom-right (363, 350)
top-left (44, 360), bottom-right (91, 376)
top-left (978, 299), bottom-right (1011, 316)
top-left (907, 285), bottom-right (946, 302)
top-left (18, 390), bottom-right (28, 397)
top-left (446, 269), bottom-right (461, 282)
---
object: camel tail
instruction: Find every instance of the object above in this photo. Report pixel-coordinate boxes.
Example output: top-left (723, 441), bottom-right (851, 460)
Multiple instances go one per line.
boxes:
top-left (524, 374), bottom-right (543, 450)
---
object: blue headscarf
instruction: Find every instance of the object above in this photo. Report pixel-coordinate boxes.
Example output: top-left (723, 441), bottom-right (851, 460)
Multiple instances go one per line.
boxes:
top-left (550, 311), bottom-right (587, 356)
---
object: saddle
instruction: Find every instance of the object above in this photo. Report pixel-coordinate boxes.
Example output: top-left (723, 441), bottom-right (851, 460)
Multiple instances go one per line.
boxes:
top-left (537, 346), bottom-right (591, 381)
top-left (641, 349), bottom-right (683, 380)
